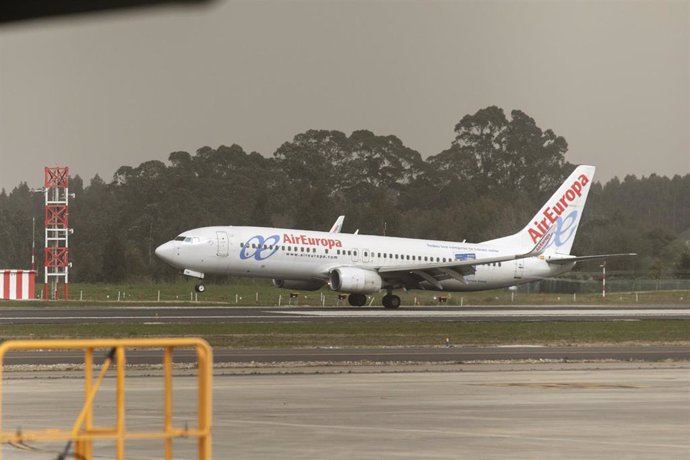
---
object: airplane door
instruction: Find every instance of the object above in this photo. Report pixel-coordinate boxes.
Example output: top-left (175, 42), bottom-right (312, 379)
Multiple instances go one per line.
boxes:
top-left (217, 231), bottom-right (229, 257)
top-left (362, 249), bottom-right (371, 263)
top-left (351, 249), bottom-right (360, 263)
top-left (514, 259), bottom-right (524, 279)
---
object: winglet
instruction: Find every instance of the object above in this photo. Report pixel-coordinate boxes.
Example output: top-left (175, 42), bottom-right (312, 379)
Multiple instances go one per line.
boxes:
top-left (329, 215), bottom-right (345, 233)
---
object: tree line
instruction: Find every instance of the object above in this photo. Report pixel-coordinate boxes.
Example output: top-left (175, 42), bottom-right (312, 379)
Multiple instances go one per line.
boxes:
top-left (1, 106), bottom-right (688, 283)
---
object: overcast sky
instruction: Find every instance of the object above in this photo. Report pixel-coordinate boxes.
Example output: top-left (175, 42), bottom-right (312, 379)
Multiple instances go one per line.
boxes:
top-left (0, 0), bottom-right (688, 190)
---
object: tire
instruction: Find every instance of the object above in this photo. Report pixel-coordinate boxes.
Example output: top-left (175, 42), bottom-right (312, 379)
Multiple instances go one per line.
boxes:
top-left (382, 294), bottom-right (401, 309)
top-left (348, 293), bottom-right (367, 307)
top-left (195, 283), bottom-right (206, 293)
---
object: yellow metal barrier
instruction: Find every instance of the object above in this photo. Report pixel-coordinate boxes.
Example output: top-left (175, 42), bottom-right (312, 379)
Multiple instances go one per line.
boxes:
top-left (0, 338), bottom-right (213, 460)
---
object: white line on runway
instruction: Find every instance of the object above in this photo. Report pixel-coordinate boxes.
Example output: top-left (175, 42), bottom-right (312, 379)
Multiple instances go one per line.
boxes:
top-left (0, 316), bottom-right (274, 321)
top-left (276, 309), bottom-right (690, 317)
top-left (2, 309), bottom-right (689, 321)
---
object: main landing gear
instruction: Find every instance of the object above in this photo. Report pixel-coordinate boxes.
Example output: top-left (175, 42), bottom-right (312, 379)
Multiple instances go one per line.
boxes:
top-left (382, 293), bottom-right (401, 309)
top-left (194, 283), bottom-right (206, 293)
top-left (348, 293), bottom-right (367, 307)
top-left (346, 293), bottom-right (401, 309)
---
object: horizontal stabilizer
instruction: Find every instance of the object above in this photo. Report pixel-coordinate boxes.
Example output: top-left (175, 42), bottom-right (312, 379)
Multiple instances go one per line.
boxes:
top-left (545, 253), bottom-right (637, 265)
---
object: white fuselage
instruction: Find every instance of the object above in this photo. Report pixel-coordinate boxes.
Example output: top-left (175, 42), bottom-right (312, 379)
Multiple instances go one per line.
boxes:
top-left (155, 225), bottom-right (573, 292)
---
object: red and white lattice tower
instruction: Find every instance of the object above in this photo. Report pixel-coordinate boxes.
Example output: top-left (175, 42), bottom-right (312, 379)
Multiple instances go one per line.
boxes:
top-left (44, 166), bottom-right (71, 300)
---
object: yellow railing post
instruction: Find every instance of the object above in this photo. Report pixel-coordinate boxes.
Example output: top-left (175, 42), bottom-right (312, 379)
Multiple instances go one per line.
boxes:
top-left (75, 346), bottom-right (94, 459)
top-left (197, 344), bottom-right (213, 458)
top-left (164, 346), bottom-right (173, 460)
top-left (116, 346), bottom-right (126, 460)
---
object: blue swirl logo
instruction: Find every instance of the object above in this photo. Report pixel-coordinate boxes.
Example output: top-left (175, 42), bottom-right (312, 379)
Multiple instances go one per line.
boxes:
top-left (543, 210), bottom-right (579, 249)
top-left (240, 234), bottom-right (280, 260)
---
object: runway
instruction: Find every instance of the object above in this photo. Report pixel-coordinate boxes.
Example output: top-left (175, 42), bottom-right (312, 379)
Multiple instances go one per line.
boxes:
top-left (1, 304), bottom-right (689, 324)
top-left (2, 307), bottom-right (688, 458)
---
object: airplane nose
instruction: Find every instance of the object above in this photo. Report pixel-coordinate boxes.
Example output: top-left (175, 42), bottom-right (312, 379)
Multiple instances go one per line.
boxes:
top-left (155, 241), bottom-right (175, 263)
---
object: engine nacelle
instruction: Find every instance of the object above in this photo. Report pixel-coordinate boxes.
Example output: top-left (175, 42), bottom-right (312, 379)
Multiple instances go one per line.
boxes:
top-left (328, 267), bottom-right (382, 294)
top-left (272, 279), bottom-right (324, 291)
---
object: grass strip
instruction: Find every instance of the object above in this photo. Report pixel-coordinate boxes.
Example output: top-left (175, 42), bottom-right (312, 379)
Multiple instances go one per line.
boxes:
top-left (5, 282), bottom-right (688, 306)
top-left (1, 320), bottom-right (688, 348)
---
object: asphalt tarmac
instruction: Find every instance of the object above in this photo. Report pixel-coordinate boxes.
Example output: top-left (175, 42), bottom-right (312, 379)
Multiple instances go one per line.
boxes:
top-left (2, 364), bottom-right (688, 459)
top-left (1, 304), bottom-right (689, 324)
top-left (1, 305), bottom-right (688, 458)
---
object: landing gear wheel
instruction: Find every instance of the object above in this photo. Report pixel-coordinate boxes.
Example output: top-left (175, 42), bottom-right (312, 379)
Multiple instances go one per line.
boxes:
top-left (382, 294), bottom-right (401, 309)
top-left (348, 293), bottom-right (367, 307)
top-left (195, 283), bottom-right (206, 293)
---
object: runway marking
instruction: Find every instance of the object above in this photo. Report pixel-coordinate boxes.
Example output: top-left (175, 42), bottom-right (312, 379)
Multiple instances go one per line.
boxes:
top-left (276, 309), bottom-right (690, 317)
top-left (0, 316), bottom-right (274, 321)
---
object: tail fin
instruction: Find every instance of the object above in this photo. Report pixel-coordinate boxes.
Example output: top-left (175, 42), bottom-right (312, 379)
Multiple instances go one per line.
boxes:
top-left (329, 215), bottom-right (345, 233)
top-left (483, 165), bottom-right (596, 255)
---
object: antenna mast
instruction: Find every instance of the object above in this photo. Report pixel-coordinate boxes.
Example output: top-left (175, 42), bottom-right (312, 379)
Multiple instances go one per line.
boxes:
top-left (43, 166), bottom-right (71, 300)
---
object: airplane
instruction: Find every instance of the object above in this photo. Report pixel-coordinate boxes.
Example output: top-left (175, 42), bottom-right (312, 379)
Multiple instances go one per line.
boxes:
top-left (155, 165), bottom-right (635, 308)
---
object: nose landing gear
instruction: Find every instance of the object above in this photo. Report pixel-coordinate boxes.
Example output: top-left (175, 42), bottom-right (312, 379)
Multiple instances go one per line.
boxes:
top-left (182, 269), bottom-right (205, 293)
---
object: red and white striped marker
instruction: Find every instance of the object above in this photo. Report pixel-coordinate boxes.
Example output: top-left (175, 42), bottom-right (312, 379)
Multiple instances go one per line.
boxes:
top-left (0, 270), bottom-right (36, 300)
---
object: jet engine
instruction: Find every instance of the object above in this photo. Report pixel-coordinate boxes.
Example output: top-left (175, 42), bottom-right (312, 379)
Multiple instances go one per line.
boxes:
top-left (328, 267), bottom-right (382, 294)
top-left (272, 279), bottom-right (324, 291)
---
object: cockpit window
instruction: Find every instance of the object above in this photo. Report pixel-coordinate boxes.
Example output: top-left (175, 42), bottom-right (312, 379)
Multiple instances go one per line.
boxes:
top-left (174, 236), bottom-right (200, 243)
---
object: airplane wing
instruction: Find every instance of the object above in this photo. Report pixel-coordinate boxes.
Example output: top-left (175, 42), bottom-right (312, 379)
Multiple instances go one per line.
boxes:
top-left (329, 216), bottom-right (345, 233)
top-left (544, 253), bottom-right (637, 265)
top-left (376, 225), bottom-right (557, 290)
